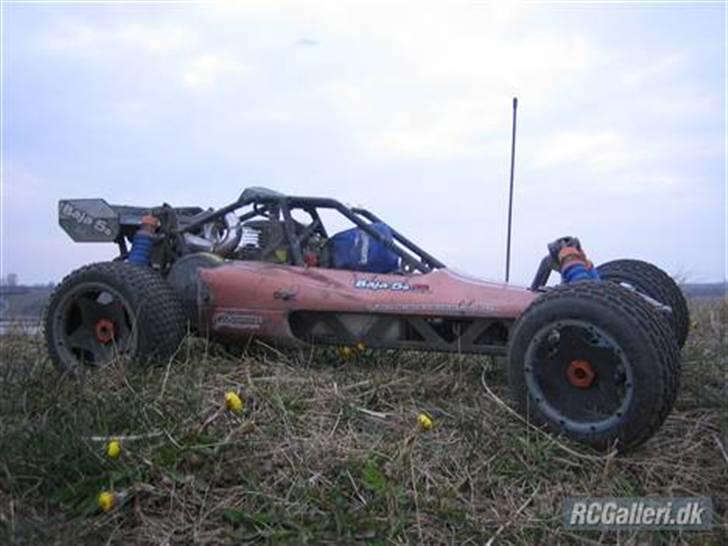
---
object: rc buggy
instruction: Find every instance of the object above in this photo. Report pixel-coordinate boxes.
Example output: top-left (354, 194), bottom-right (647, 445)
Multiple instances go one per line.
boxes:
top-left (45, 187), bottom-right (688, 451)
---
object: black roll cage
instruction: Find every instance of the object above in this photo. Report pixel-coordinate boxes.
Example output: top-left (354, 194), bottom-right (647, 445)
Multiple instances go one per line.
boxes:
top-left (175, 187), bottom-right (446, 274)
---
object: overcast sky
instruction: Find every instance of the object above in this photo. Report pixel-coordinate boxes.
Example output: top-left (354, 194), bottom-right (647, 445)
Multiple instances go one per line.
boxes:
top-left (1, 1), bottom-right (725, 285)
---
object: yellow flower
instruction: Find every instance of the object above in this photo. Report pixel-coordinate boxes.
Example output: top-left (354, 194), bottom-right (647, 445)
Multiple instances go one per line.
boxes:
top-left (106, 439), bottom-right (121, 460)
top-left (355, 342), bottom-right (366, 353)
top-left (417, 413), bottom-right (434, 431)
top-left (338, 346), bottom-right (353, 359)
top-left (225, 391), bottom-right (244, 413)
top-left (98, 491), bottom-right (115, 512)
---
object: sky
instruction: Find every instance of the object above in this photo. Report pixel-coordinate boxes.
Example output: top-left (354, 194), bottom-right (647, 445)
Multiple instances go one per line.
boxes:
top-left (1, 1), bottom-right (725, 286)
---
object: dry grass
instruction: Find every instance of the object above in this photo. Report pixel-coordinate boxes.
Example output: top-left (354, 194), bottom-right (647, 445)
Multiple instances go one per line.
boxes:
top-left (0, 299), bottom-right (725, 545)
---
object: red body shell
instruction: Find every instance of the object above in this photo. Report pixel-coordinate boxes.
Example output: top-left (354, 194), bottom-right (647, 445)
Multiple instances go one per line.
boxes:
top-left (198, 262), bottom-right (537, 343)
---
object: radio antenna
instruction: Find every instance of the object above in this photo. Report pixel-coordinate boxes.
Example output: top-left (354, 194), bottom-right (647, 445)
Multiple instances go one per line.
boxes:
top-left (505, 96), bottom-right (518, 283)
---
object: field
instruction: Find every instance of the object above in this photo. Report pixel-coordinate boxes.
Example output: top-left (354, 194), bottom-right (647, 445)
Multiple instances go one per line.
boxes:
top-left (0, 298), bottom-right (725, 545)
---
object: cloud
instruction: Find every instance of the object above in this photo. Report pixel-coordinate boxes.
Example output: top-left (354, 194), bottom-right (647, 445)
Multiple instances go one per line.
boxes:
top-left (197, 2), bottom-right (593, 160)
top-left (36, 20), bottom-right (99, 52)
top-left (33, 5), bottom-right (593, 161)
top-left (116, 23), bottom-right (194, 54)
top-left (181, 54), bottom-right (250, 89)
top-left (38, 20), bottom-right (195, 55)
top-left (533, 131), bottom-right (641, 172)
top-left (107, 100), bottom-right (149, 128)
top-left (36, 19), bottom-right (249, 91)
top-left (621, 53), bottom-right (687, 88)
top-left (364, 102), bottom-right (506, 160)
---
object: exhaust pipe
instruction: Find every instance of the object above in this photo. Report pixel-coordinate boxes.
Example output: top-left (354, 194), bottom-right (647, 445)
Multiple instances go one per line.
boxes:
top-left (184, 212), bottom-right (242, 257)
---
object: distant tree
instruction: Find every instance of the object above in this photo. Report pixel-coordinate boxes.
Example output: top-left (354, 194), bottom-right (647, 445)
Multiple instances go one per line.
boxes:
top-left (7, 273), bottom-right (18, 287)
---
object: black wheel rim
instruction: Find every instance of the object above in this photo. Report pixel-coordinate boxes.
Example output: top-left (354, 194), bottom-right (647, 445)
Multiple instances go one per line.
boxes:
top-left (52, 282), bottom-right (136, 369)
top-left (524, 319), bottom-right (634, 434)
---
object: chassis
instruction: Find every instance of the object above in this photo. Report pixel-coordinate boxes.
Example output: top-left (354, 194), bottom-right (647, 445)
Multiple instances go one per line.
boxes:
top-left (46, 187), bottom-right (689, 451)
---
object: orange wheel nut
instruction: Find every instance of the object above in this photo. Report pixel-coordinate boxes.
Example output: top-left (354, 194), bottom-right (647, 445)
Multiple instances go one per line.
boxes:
top-left (567, 360), bottom-right (596, 388)
top-left (95, 319), bottom-right (115, 344)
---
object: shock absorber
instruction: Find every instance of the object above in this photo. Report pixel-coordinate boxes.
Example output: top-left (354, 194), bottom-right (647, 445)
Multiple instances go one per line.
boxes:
top-left (128, 215), bottom-right (159, 266)
top-left (558, 245), bottom-right (600, 283)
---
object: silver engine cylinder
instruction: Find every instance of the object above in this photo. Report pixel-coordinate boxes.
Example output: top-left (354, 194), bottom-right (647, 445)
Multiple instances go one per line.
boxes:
top-left (184, 212), bottom-right (242, 257)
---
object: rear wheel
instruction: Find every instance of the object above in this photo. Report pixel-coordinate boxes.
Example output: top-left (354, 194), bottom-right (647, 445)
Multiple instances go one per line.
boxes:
top-left (508, 282), bottom-right (680, 452)
top-left (597, 259), bottom-right (689, 348)
top-left (44, 262), bottom-right (186, 374)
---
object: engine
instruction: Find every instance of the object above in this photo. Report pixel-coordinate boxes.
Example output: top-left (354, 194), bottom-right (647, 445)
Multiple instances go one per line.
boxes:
top-left (182, 215), bottom-right (329, 267)
top-left (237, 219), bottom-right (330, 266)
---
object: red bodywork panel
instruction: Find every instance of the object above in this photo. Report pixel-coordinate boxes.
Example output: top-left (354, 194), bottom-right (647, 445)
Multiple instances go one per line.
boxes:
top-left (198, 262), bottom-right (536, 348)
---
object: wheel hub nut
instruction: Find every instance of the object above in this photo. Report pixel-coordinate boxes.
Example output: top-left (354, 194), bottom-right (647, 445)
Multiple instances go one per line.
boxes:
top-left (95, 319), bottom-right (115, 344)
top-left (567, 359), bottom-right (596, 388)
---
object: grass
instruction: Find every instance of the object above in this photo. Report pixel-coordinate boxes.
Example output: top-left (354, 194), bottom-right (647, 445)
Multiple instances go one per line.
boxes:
top-left (0, 299), bottom-right (726, 545)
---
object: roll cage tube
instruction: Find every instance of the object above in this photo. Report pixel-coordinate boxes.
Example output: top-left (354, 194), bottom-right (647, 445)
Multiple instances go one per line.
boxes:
top-left (175, 188), bottom-right (446, 273)
top-left (530, 255), bottom-right (553, 291)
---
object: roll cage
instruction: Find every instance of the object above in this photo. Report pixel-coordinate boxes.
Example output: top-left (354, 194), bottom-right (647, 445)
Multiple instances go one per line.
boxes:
top-left (62, 187), bottom-right (557, 288)
top-left (173, 187), bottom-right (446, 274)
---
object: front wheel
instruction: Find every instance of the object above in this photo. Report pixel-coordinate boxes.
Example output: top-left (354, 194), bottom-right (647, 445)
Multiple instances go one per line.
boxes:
top-left (44, 262), bottom-right (187, 374)
top-left (597, 259), bottom-right (689, 348)
top-left (508, 282), bottom-right (680, 452)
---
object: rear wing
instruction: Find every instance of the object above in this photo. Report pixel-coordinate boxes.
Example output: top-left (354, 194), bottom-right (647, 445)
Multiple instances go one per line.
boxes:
top-left (58, 199), bottom-right (120, 242)
top-left (58, 199), bottom-right (205, 242)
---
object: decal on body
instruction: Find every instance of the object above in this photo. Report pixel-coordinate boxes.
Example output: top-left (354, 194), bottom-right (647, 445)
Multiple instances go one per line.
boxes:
top-left (371, 302), bottom-right (497, 313)
top-left (213, 312), bottom-right (263, 330)
top-left (354, 279), bottom-right (429, 292)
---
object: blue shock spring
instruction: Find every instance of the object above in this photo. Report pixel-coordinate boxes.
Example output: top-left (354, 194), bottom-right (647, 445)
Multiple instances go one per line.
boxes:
top-left (561, 262), bottom-right (601, 283)
top-left (128, 231), bottom-right (154, 266)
